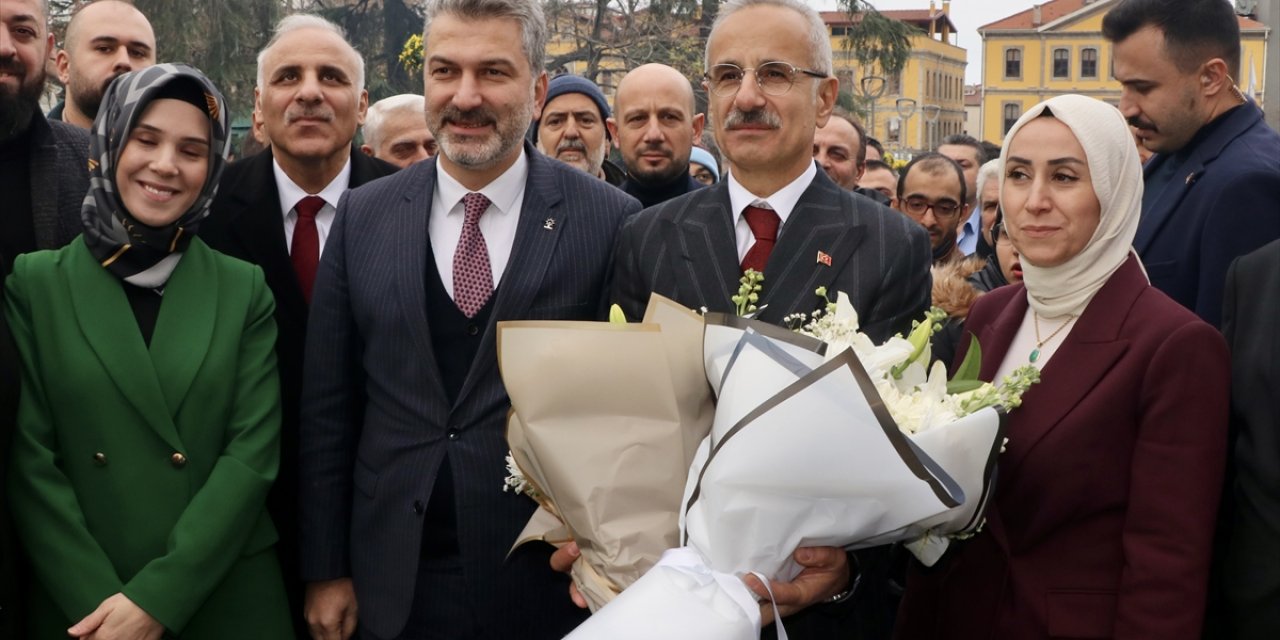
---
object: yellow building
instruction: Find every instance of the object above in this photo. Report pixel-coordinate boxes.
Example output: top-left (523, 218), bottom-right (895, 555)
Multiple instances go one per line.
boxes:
top-left (823, 1), bottom-right (968, 155)
top-left (978, 0), bottom-right (1269, 143)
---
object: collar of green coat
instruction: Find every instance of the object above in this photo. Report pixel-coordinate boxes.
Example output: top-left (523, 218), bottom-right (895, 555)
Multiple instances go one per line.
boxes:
top-left (67, 238), bottom-right (218, 450)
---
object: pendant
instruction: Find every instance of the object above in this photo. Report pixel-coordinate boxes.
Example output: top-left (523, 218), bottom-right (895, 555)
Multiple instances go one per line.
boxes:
top-left (1029, 348), bottom-right (1041, 363)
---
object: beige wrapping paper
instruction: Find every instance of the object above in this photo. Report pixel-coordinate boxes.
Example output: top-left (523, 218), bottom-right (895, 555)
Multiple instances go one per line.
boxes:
top-left (499, 295), bottom-right (713, 612)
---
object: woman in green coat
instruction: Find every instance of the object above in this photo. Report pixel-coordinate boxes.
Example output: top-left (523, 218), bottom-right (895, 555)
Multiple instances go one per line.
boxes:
top-left (5, 65), bottom-right (292, 639)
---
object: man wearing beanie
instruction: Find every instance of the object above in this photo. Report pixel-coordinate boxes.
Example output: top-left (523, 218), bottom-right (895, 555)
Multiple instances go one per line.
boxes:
top-left (532, 75), bottom-right (625, 185)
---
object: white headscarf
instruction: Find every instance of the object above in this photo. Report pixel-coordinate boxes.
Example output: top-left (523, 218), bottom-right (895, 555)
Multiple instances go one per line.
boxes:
top-left (999, 94), bottom-right (1144, 317)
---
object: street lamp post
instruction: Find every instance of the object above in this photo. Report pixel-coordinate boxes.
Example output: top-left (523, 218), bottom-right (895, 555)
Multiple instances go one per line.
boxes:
top-left (922, 104), bottom-right (942, 150)
top-left (895, 97), bottom-right (917, 155)
top-left (858, 75), bottom-right (887, 143)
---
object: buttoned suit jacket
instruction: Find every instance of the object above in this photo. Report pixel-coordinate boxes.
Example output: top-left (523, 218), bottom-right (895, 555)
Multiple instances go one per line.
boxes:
top-left (896, 258), bottom-right (1230, 640)
top-left (200, 148), bottom-right (398, 609)
top-left (1136, 102), bottom-right (1280, 328)
top-left (5, 239), bottom-right (291, 639)
top-left (298, 146), bottom-right (642, 639)
top-left (1217, 239), bottom-right (1280, 638)
top-left (610, 166), bottom-right (931, 639)
top-left (611, 165), bottom-right (931, 345)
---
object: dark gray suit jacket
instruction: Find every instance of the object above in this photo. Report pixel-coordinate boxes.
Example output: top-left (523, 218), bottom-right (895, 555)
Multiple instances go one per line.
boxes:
top-left (1217, 239), bottom-right (1280, 638)
top-left (612, 165), bottom-right (931, 344)
top-left (298, 146), bottom-right (641, 639)
top-left (30, 114), bottom-right (91, 250)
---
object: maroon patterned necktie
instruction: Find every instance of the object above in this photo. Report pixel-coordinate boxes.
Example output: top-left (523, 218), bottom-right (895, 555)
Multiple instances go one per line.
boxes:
top-left (740, 205), bottom-right (780, 273)
top-left (291, 195), bottom-right (325, 304)
top-left (453, 192), bottom-right (493, 317)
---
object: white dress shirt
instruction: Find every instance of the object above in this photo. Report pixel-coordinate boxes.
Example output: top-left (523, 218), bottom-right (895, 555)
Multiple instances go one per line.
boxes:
top-left (275, 157), bottom-right (353, 257)
top-left (429, 151), bottom-right (529, 299)
top-left (726, 161), bottom-right (818, 261)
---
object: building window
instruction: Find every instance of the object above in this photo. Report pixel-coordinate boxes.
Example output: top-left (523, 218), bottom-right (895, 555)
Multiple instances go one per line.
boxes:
top-left (1052, 48), bottom-right (1070, 79)
top-left (831, 26), bottom-right (847, 36)
top-left (1004, 48), bottom-right (1022, 79)
top-left (1081, 47), bottom-right (1098, 78)
top-left (1003, 103), bottom-right (1021, 135)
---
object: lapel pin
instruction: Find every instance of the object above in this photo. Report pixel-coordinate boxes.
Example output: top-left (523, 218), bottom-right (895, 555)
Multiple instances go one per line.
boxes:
top-left (543, 217), bottom-right (557, 230)
top-left (816, 251), bottom-right (832, 267)
top-left (1185, 172), bottom-right (1197, 185)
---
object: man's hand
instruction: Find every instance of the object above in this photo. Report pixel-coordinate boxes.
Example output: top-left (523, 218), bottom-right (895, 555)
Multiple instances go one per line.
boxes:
top-left (549, 540), bottom-right (588, 608)
top-left (743, 546), bottom-right (851, 627)
top-left (305, 578), bottom-right (359, 640)
top-left (67, 592), bottom-right (164, 640)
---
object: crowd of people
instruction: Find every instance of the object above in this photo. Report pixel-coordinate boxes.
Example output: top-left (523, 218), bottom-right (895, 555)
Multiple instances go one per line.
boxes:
top-left (0, 0), bottom-right (1278, 638)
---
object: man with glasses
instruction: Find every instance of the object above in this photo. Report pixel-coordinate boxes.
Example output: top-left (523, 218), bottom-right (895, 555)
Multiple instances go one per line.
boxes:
top-left (895, 152), bottom-right (968, 265)
top-left (609, 0), bottom-right (929, 636)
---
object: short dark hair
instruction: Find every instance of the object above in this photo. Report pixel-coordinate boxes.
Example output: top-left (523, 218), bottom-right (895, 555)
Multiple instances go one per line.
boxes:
top-left (1102, 0), bottom-right (1241, 79)
top-left (865, 136), bottom-right (885, 159)
top-left (864, 158), bottom-right (896, 177)
top-left (938, 133), bottom-right (986, 164)
top-left (828, 107), bottom-right (868, 168)
top-left (897, 152), bottom-right (967, 205)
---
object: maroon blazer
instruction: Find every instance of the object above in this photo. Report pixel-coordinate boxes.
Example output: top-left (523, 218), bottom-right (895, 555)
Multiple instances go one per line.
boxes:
top-left (895, 257), bottom-right (1230, 639)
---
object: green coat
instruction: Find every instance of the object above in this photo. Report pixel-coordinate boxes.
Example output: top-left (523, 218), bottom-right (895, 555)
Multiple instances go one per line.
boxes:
top-left (5, 237), bottom-right (293, 638)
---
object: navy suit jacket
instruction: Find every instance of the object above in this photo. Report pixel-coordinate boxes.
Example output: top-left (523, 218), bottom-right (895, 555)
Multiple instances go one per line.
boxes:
top-left (1136, 102), bottom-right (1280, 327)
top-left (612, 165), bottom-right (931, 345)
top-left (298, 146), bottom-right (641, 639)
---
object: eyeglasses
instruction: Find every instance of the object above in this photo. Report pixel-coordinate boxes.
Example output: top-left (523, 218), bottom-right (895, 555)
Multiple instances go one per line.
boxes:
top-left (902, 197), bottom-right (961, 220)
top-left (704, 62), bottom-right (828, 97)
top-left (991, 220), bottom-right (1009, 245)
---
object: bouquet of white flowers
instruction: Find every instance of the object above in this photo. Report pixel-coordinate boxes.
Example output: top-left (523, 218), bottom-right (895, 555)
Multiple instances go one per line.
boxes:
top-left (566, 284), bottom-right (1037, 640)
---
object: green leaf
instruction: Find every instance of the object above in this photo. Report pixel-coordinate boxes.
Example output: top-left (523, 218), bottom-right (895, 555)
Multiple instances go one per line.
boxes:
top-left (946, 379), bottom-right (985, 394)
top-left (953, 336), bottom-right (983, 381)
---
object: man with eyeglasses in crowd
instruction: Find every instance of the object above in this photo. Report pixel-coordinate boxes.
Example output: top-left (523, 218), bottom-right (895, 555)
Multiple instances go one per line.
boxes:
top-left (608, 0), bottom-right (929, 635)
top-left (895, 152), bottom-right (968, 266)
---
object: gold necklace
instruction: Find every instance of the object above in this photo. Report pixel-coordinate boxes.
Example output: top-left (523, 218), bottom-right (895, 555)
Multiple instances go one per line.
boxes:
top-left (1030, 314), bottom-right (1076, 363)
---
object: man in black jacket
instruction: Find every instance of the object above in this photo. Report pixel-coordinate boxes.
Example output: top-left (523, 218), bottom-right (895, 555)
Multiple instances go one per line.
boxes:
top-left (200, 14), bottom-right (397, 636)
top-left (608, 63), bottom-right (708, 208)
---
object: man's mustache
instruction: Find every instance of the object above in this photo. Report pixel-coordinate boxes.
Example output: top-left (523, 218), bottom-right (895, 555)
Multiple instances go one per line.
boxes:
top-left (556, 138), bottom-right (587, 154)
top-left (724, 109), bottom-right (780, 129)
top-left (287, 108), bottom-right (336, 124)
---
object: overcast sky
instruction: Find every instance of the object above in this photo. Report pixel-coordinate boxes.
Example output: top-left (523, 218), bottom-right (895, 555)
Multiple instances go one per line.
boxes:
top-left (808, 0), bottom-right (1041, 84)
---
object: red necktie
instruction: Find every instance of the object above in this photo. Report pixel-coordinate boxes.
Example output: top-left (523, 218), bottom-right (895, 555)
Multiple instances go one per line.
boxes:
top-left (291, 195), bottom-right (325, 304)
top-left (453, 192), bottom-right (493, 317)
top-left (741, 205), bottom-right (780, 273)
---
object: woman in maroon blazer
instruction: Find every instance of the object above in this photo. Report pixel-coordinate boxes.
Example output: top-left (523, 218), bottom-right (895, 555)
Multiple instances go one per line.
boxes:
top-left (895, 94), bottom-right (1230, 639)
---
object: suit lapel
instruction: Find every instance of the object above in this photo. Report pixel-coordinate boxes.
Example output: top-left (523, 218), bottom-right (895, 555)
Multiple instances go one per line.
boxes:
top-left (388, 161), bottom-right (449, 410)
top-left (66, 243), bottom-right (184, 451)
top-left (148, 241), bottom-right (217, 417)
top-left (226, 151), bottom-right (309, 320)
top-left (671, 185), bottom-right (744, 313)
top-left (757, 174), bottom-right (866, 324)
top-left (453, 150), bottom-right (563, 410)
top-left (992, 262), bottom-right (1145, 479)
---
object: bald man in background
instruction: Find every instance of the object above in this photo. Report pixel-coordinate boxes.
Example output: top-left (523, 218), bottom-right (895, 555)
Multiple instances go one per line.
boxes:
top-left (608, 63), bottom-right (707, 208)
top-left (50, 0), bottom-right (155, 128)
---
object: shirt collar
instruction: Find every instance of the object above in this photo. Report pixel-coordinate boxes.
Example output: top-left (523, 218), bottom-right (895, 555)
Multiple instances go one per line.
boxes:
top-left (274, 156), bottom-right (353, 216)
top-left (434, 149), bottom-right (529, 216)
top-left (727, 160), bottom-right (817, 228)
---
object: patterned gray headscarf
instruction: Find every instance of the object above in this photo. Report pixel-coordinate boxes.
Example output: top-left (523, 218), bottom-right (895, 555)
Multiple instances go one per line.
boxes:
top-left (82, 63), bottom-right (231, 288)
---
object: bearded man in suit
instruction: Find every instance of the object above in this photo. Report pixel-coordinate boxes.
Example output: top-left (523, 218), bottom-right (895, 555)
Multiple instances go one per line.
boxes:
top-left (199, 14), bottom-right (398, 635)
top-left (296, 0), bottom-right (642, 638)
top-left (608, 0), bottom-right (931, 637)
